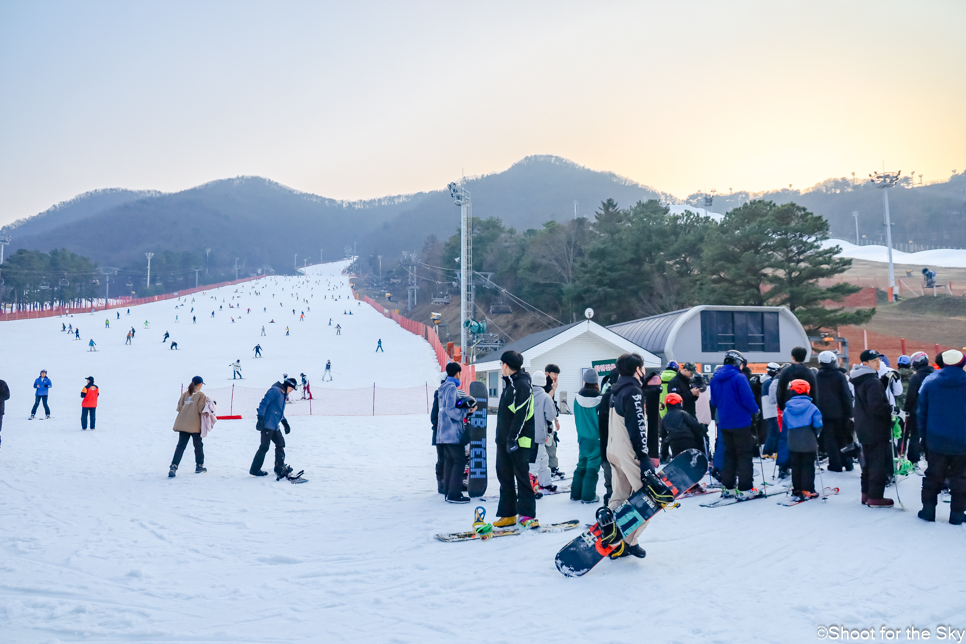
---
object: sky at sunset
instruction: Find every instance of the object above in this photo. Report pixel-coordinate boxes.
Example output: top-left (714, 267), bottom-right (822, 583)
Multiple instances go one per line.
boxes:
top-left (1, 0), bottom-right (964, 226)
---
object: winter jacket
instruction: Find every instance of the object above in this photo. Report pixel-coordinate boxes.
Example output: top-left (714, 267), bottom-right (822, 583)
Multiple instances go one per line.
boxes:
top-left (658, 368), bottom-right (677, 418)
top-left (598, 378), bottom-right (616, 456)
top-left (200, 398), bottom-right (218, 438)
top-left (533, 385), bottom-right (556, 444)
top-left (776, 363), bottom-right (817, 411)
top-left (695, 389), bottom-right (712, 425)
top-left (436, 378), bottom-right (472, 445)
top-left (815, 363), bottom-right (853, 420)
top-left (81, 385), bottom-right (99, 408)
top-left (850, 365), bottom-right (892, 444)
top-left (173, 390), bottom-right (208, 434)
top-left (917, 366), bottom-right (966, 455)
top-left (878, 366), bottom-right (903, 409)
top-left (430, 390), bottom-right (440, 446)
top-left (903, 365), bottom-right (934, 419)
top-left (709, 365), bottom-right (759, 430)
top-left (574, 386), bottom-right (601, 441)
top-left (659, 406), bottom-right (704, 445)
top-left (782, 394), bottom-right (823, 452)
top-left (495, 370), bottom-right (535, 448)
top-left (667, 372), bottom-right (697, 417)
top-left (256, 382), bottom-right (287, 431)
top-left (33, 377), bottom-right (52, 396)
top-left (760, 375), bottom-right (778, 420)
top-left (0, 379), bottom-right (9, 416)
top-left (609, 376), bottom-right (651, 464)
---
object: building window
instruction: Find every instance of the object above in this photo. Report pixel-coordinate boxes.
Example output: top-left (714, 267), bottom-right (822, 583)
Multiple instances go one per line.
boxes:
top-left (701, 310), bottom-right (780, 353)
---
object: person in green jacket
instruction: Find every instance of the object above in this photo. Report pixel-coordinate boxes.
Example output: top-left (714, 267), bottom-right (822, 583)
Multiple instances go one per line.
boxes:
top-left (658, 361), bottom-right (679, 418)
top-left (571, 369), bottom-right (603, 503)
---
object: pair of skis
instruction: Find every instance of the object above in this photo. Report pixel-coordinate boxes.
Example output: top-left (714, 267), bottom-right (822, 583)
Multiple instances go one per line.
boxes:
top-left (434, 506), bottom-right (580, 542)
top-left (776, 487), bottom-right (840, 506)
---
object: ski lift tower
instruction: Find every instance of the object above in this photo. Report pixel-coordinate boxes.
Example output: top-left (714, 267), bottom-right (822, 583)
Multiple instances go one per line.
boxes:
top-left (447, 181), bottom-right (472, 362)
top-left (870, 170), bottom-right (901, 302)
top-left (0, 234), bottom-right (10, 264)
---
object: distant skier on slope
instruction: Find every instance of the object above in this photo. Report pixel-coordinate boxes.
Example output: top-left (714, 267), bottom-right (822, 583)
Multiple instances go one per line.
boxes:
top-left (375, 339), bottom-right (383, 352)
top-left (253, 344), bottom-right (262, 358)
top-left (230, 360), bottom-right (243, 380)
top-left (322, 360), bottom-right (332, 381)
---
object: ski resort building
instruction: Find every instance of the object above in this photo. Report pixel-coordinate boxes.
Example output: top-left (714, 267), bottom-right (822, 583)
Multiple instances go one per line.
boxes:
top-left (607, 305), bottom-right (810, 375)
top-left (474, 319), bottom-right (660, 410)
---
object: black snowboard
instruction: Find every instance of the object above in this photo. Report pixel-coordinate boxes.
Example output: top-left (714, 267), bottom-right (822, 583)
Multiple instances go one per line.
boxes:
top-left (554, 449), bottom-right (707, 577)
top-left (467, 381), bottom-right (488, 498)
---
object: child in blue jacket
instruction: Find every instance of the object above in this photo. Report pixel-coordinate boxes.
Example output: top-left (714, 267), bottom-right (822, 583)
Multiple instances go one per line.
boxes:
top-left (782, 379), bottom-right (823, 500)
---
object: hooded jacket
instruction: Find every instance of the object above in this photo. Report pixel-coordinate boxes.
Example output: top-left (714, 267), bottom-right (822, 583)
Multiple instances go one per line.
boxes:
top-left (760, 374), bottom-right (778, 420)
top-left (609, 375), bottom-right (650, 464)
top-left (903, 364), bottom-right (935, 419)
top-left (574, 385), bottom-right (601, 441)
top-left (776, 362), bottom-right (818, 411)
top-left (782, 394), bottom-right (823, 452)
top-left (496, 370), bottom-right (535, 447)
top-left (435, 377), bottom-right (473, 445)
top-left (34, 376), bottom-right (52, 396)
top-left (850, 365), bottom-right (892, 444)
top-left (709, 364), bottom-right (759, 430)
top-left (917, 366), bottom-right (966, 455)
top-left (256, 382), bottom-right (287, 431)
top-left (815, 363), bottom-right (853, 420)
top-left (658, 368), bottom-right (677, 418)
top-left (659, 405), bottom-right (703, 445)
top-left (532, 384), bottom-right (556, 444)
top-left (667, 371), bottom-right (697, 417)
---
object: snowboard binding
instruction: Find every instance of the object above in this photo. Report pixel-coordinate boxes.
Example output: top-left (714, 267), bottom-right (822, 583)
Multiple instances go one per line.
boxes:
top-left (593, 507), bottom-right (625, 558)
top-left (473, 506), bottom-right (494, 540)
top-left (643, 470), bottom-right (679, 509)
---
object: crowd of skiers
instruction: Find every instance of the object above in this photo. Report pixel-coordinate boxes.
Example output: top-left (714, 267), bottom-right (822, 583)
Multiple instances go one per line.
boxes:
top-left (430, 343), bottom-right (966, 554)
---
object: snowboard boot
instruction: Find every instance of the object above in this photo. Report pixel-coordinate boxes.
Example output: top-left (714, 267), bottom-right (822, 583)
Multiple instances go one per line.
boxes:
top-left (518, 517), bottom-right (540, 530)
top-left (29, 415), bottom-right (35, 420)
top-left (493, 516), bottom-right (517, 528)
top-left (950, 511), bottom-right (965, 526)
top-left (275, 464), bottom-right (293, 480)
top-left (445, 495), bottom-right (471, 504)
top-left (624, 544), bottom-right (647, 559)
top-left (540, 484), bottom-right (558, 493)
top-left (195, 464), bottom-right (207, 474)
top-left (250, 469), bottom-right (268, 477)
top-left (45, 415), bottom-right (50, 420)
top-left (168, 464), bottom-right (177, 478)
top-left (866, 497), bottom-right (895, 509)
top-left (917, 505), bottom-right (936, 522)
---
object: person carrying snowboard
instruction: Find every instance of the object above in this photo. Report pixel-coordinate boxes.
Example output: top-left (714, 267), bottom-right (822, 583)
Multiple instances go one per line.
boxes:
top-left (250, 377), bottom-right (298, 478)
top-left (571, 369), bottom-right (602, 503)
top-left (493, 351), bottom-right (538, 529)
top-left (230, 360), bottom-right (242, 380)
top-left (659, 393), bottom-right (704, 458)
top-left (31, 370), bottom-right (52, 420)
top-left (435, 362), bottom-right (477, 503)
top-left (782, 379), bottom-right (824, 501)
top-left (709, 350), bottom-right (760, 500)
top-left (168, 376), bottom-right (208, 477)
top-left (80, 377), bottom-right (98, 430)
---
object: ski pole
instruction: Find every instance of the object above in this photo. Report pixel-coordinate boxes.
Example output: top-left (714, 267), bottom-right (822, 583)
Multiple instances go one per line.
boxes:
top-left (888, 425), bottom-right (906, 511)
top-left (753, 423), bottom-right (768, 489)
top-left (815, 453), bottom-right (827, 502)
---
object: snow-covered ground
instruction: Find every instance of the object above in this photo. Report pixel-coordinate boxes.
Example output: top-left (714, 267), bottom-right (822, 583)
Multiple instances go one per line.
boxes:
top-left (2, 261), bottom-right (965, 643)
top-left (826, 239), bottom-right (966, 268)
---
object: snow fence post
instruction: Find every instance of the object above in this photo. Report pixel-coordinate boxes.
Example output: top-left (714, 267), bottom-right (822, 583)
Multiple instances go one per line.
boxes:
top-left (372, 383), bottom-right (376, 416)
top-left (230, 384), bottom-right (235, 416)
top-left (425, 382), bottom-right (429, 412)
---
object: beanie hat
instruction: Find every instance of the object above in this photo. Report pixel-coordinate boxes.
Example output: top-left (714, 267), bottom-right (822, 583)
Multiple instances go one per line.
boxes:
top-left (531, 371), bottom-right (547, 388)
top-left (582, 369), bottom-right (599, 385)
top-left (941, 349), bottom-right (965, 367)
top-left (818, 351), bottom-right (837, 364)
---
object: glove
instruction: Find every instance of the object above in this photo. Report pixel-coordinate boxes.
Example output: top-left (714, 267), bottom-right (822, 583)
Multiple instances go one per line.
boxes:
top-left (507, 438), bottom-right (519, 453)
top-left (281, 418), bottom-right (291, 434)
top-left (255, 415), bottom-right (265, 432)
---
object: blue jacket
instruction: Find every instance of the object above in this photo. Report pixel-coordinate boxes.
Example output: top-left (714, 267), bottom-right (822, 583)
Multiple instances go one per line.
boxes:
top-left (435, 378), bottom-right (471, 444)
top-left (709, 365), bottom-right (759, 430)
top-left (782, 395), bottom-right (823, 452)
top-left (256, 383), bottom-right (287, 431)
top-left (917, 366), bottom-right (966, 455)
top-left (34, 377), bottom-right (52, 396)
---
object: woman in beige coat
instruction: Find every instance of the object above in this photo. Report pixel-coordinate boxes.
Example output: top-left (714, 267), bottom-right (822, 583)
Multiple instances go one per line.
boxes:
top-left (168, 376), bottom-right (208, 477)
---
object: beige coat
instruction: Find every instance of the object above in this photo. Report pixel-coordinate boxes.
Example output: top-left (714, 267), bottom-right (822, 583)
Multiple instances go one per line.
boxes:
top-left (173, 390), bottom-right (207, 434)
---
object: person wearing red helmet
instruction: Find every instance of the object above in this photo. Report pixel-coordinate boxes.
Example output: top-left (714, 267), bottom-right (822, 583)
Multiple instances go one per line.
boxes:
top-left (659, 393), bottom-right (704, 458)
top-left (781, 379), bottom-right (824, 501)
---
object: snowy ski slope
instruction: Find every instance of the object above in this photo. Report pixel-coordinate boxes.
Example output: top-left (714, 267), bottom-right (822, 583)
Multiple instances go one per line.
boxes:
top-left (1, 260), bottom-right (964, 643)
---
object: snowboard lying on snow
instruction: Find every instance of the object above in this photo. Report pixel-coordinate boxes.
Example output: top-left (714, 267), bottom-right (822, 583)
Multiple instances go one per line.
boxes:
top-left (554, 449), bottom-right (707, 577)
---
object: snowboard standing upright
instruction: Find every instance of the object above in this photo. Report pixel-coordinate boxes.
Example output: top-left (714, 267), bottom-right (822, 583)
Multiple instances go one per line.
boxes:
top-left (554, 449), bottom-right (707, 577)
top-left (467, 381), bottom-right (488, 498)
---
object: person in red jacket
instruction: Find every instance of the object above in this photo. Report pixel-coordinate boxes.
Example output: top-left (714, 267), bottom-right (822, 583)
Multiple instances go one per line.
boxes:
top-left (81, 376), bottom-right (99, 430)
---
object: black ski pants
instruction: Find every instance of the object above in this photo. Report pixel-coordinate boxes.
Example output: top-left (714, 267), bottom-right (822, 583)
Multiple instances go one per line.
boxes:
top-left (790, 450), bottom-right (817, 494)
top-left (31, 395), bottom-right (50, 416)
top-left (440, 443), bottom-right (467, 501)
top-left (669, 437), bottom-right (700, 458)
top-left (435, 444), bottom-right (445, 493)
top-left (251, 429), bottom-right (286, 474)
top-left (860, 440), bottom-right (890, 499)
top-left (172, 431), bottom-right (204, 466)
top-left (720, 426), bottom-right (755, 492)
top-left (81, 407), bottom-right (96, 430)
top-left (495, 441), bottom-right (536, 519)
top-left (823, 417), bottom-right (853, 472)
top-left (903, 416), bottom-right (923, 464)
top-left (922, 451), bottom-right (966, 512)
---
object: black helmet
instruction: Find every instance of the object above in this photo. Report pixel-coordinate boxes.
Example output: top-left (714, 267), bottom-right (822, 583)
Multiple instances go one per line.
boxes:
top-left (283, 377), bottom-right (298, 390)
top-left (723, 350), bottom-right (747, 368)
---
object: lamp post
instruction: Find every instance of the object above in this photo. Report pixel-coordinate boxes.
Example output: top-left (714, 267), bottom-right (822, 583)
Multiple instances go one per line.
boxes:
top-left (98, 267), bottom-right (118, 303)
top-left (145, 252), bottom-right (154, 289)
top-left (0, 234), bottom-right (10, 264)
top-left (870, 170), bottom-right (901, 302)
top-left (205, 248), bottom-right (211, 276)
top-left (852, 211), bottom-right (860, 245)
top-left (234, 258), bottom-right (240, 281)
top-left (294, 253), bottom-right (298, 272)
top-left (447, 181), bottom-right (472, 362)
top-left (377, 255), bottom-right (382, 279)
top-left (192, 266), bottom-right (202, 288)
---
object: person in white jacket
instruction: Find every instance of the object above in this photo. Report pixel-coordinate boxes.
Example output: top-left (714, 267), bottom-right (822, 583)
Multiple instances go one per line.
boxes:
top-left (529, 371), bottom-right (557, 493)
top-left (760, 363), bottom-right (781, 456)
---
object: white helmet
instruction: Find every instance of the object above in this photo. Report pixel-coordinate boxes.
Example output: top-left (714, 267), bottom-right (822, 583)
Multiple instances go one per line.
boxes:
top-left (818, 351), bottom-right (838, 364)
